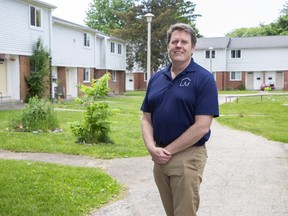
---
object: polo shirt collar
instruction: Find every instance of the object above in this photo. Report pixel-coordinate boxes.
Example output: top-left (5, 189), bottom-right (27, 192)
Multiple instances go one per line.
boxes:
top-left (163, 58), bottom-right (197, 79)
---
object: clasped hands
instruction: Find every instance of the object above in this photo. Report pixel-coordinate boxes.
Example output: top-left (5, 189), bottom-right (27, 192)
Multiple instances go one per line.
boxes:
top-left (150, 147), bottom-right (172, 164)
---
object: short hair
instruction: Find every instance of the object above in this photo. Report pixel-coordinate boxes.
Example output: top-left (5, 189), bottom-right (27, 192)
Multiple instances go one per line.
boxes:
top-left (167, 23), bottom-right (197, 45)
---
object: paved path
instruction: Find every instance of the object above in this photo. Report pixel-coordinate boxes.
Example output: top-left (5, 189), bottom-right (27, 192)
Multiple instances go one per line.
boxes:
top-left (0, 96), bottom-right (288, 216)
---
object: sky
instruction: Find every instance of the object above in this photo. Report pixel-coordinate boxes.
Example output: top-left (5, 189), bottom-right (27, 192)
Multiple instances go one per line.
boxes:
top-left (45, 0), bottom-right (287, 37)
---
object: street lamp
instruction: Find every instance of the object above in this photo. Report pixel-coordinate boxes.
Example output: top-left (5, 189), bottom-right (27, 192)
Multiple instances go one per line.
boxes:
top-left (208, 46), bottom-right (214, 72)
top-left (144, 13), bottom-right (154, 85)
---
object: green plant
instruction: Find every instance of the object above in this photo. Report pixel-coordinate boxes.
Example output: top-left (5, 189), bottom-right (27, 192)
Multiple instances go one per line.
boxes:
top-left (71, 74), bottom-right (113, 144)
top-left (25, 38), bottom-right (51, 101)
top-left (11, 96), bottom-right (59, 132)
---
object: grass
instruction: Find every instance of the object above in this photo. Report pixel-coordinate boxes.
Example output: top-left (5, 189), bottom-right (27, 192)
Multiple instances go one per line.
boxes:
top-left (0, 90), bottom-right (287, 215)
top-left (0, 159), bottom-right (122, 216)
top-left (218, 94), bottom-right (288, 143)
top-left (0, 92), bottom-right (148, 159)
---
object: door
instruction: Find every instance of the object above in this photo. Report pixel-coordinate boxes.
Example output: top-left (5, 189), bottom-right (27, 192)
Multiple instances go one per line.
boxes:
top-left (253, 72), bottom-right (264, 90)
top-left (0, 61), bottom-right (7, 95)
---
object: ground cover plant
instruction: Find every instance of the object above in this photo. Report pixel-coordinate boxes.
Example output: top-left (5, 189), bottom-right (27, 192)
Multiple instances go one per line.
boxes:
top-left (0, 159), bottom-right (122, 216)
top-left (218, 94), bottom-right (288, 143)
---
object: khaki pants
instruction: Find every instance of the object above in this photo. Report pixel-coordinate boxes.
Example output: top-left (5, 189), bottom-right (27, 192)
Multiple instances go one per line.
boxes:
top-left (153, 145), bottom-right (207, 216)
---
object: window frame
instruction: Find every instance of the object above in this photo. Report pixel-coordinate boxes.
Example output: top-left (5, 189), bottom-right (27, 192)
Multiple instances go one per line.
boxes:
top-left (83, 68), bottom-right (90, 83)
top-left (30, 5), bottom-right (42, 28)
top-left (117, 44), bottom-right (122, 55)
top-left (111, 42), bottom-right (115, 53)
top-left (205, 50), bottom-right (215, 59)
top-left (84, 33), bottom-right (91, 48)
top-left (231, 49), bottom-right (241, 59)
top-left (230, 71), bottom-right (242, 81)
top-left (111, 70), bottom-right (117, 82)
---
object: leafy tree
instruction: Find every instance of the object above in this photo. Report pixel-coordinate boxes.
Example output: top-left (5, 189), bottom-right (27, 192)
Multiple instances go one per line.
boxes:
top-left (25, 38), bottom-right (51, 101)
top-left (111, 0), bottom-right (201, 72)
top-left (85, 0), bottom-right (133, 34)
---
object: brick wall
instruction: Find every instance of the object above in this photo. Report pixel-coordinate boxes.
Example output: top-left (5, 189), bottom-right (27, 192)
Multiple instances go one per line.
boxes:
top-left (134, 73), bottom-right (147, 90)
top-left (19, 55), bottom-right (30, 101)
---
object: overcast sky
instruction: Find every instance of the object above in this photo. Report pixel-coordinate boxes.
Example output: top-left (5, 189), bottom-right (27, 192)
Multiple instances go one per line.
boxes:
top-left (45, 0), bottom-right (287, 37)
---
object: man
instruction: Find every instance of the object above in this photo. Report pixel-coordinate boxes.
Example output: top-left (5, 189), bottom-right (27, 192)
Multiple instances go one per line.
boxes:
top-left (140, 23), bottom-right (219, 216)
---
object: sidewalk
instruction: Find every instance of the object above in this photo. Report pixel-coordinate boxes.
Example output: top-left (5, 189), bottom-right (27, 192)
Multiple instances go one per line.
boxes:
top-left (0, 96), bottom-right (288, 215)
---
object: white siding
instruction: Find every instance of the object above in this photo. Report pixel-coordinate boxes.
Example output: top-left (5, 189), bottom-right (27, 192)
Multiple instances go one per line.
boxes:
top-left (227, 48), bottom-right (288, 71)
top-left (95, 36), bottom-right (106, 69)
top-left (193, 48), bottom-right (227, 72)
top-left (52, 23), bottom-right (95, 67)
top-left (0, 0), bottom-right (52, 55)
top-left (106, 40), bottom-right (126, 71)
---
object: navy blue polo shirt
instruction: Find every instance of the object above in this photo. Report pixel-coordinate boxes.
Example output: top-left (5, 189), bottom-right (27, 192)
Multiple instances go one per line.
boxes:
top-left (141, 58), bottom-right (219, 147)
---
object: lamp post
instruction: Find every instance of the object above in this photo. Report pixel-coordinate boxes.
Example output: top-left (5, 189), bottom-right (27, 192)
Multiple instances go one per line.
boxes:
top-left (208, 46), bottom-right (214, 72)
top-left (144, 13), bottom-right (154, 85)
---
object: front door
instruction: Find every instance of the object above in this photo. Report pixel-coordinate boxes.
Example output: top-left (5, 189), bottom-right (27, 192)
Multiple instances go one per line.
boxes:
top-left (0, 61), bottom-right (7, 95)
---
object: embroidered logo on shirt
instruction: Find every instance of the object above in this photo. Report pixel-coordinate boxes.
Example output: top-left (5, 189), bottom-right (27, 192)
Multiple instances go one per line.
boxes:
top-left (180, 77), bottom-right (191, 87)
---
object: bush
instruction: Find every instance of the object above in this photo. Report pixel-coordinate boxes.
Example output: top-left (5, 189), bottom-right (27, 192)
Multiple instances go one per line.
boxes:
top-left (70, 74), bottom-right (113, 144)
top-left (11, 96), bottom-right (59, 132)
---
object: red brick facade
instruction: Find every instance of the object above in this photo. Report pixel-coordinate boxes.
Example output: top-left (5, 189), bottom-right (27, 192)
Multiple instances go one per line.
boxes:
top-left (133, 73), bottom-right (147, 90)
top-left (19, 55), bottom-right (30, 101)
top-left (215, 72), bottom-right (246, 90)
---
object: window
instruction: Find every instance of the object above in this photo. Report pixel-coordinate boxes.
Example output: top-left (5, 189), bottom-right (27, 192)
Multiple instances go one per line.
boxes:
top-left (118, 44), bottom-right (122, 54)
top-left (30, 6), bottom-right (42, 28)
top-left (112, 70), bottom-right (116, 82)
top-left (230, 71), bottom-right (242, 81)
top-left (111, 42), bottom-right (115, 53)
top-left (205, 50), bottom-right (215, 59)
top-left (83, 68), bottom-right (90, 82)
top-left (84, 33), bottom-right (90, 47)
top-left (231, 50), bottom-right (241, 58)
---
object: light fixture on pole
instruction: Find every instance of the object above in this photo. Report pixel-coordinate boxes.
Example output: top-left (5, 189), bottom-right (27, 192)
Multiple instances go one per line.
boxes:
top-left (208, 46), bottom-right (214, 72)
top-left (144, 13), bottom-right (154, 85)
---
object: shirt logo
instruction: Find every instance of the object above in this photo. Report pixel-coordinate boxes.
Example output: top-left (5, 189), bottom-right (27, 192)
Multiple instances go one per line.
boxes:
top-left (180, 77), bottom-right (191, 87)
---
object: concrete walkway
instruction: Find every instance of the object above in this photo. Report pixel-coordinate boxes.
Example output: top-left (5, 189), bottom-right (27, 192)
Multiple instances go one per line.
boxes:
top-left (0, 96), bottom-right (288, 216)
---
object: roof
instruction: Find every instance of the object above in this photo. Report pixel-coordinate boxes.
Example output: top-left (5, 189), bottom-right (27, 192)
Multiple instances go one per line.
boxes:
top-left (196, 35), bottom-right (288, 50)
top-left (196, 37), bottom-right (230, 50)
top-left (229, 35), bottom-right (288, 49)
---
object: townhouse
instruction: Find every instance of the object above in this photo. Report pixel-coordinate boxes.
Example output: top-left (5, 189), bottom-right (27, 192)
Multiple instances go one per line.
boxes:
top-left (194, 36), bottom-right (288, 91)
top-left (130, 36), bottom-right (288, 91)
top-left (0, 0), bottom-right (126, 102)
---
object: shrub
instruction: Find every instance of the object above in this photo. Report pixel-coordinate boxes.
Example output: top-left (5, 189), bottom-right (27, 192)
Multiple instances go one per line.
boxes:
top-left (11, 96), bottom-right (59, 132)
top-left (70, 74), bottom-right (113, 144)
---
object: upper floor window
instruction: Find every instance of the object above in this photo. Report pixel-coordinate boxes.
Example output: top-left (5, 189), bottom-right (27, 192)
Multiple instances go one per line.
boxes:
top-left (118, 44), bottom-right (122, 54)
top-left (30, 6), bottom-right (42, 28)
top-left (83, 68), bottom-right (90, 82)
top-left (84, 33), bottom-right (91, 47)
top-left (205, 50), bottom-right (215, 59)
top-left (231, 50), bottom-right (241, 58)
top-left (230, 71), bottom-right (242, 81)
top-left (112, 70), bottom-right (116, 82)
top-left (111, 42), bottom-right (115, 53)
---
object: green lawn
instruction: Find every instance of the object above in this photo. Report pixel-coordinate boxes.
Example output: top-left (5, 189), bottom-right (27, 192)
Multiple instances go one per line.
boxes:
top-left (0, 159), bottom-right (122, 216)
top-left (0, 90), bottom-right (287, 216)
top-left (0, 93), bottom-right (148, 159)
top-left (218, 94), bottom-right (288, 143)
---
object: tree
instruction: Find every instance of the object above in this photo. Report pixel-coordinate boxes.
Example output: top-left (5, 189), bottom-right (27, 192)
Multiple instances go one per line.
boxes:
top-left (111, 0), bottom-right (201, 72)
top-left (85, 0), bottom-right (134, 34)
top-left (25, 38), bottom-right (51, 101)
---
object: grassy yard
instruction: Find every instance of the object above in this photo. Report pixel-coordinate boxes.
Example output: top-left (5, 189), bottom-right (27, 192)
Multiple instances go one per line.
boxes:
top-left (0, 159), bottom-right (122, 216)
top-left (218, 93), bottom-right (288, 143)
top-left (0, 92), bottom-right (148, 159)
top-left (0, 90), bottom-right (287, 215)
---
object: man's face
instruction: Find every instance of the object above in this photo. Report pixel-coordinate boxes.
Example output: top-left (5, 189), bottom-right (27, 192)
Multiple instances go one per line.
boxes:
top-left (167, 30), bottom-right (195, 64)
